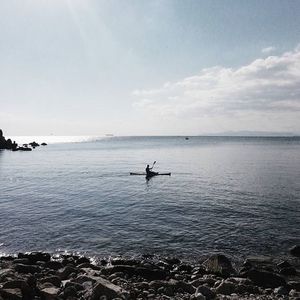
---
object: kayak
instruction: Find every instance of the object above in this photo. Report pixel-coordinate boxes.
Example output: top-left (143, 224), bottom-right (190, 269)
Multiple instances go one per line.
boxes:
top-left (130, 172), bottom-right (171, 176)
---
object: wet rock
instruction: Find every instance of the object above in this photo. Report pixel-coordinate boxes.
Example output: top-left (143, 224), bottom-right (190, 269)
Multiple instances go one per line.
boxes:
top-left (195, 285), bottom-right (216, 299)
top-left (243, 269), bottom-right (286, 288)
top-left (72, 275), bottom-right (97, 285)
top-left (215, 280), bottom-right (235, 295)
top-left (288, 281), bottom-right (300, 292)
top-left (39, 276), bottom-right (61, 287)
top-left (2, 280), bottom-right (33, 300)
top-left (290, 245), bottom-right (300, 257)
top-left (0, 269), bottom-right (17, 282)
top-left (104, 265), bottom-right (168, 280)
top-left (58, 266), bottom-right (78, 280)
top-left (274, 286), bottom-right (289, 295)
top-left (176, 264), bottom-right (193, 273)
top-left (193, 292), bottom-right (206, 300)
top-left (279, 266), bottom-right (297, 276)
top-left (277, 260), bottom-right (291, 269)
top-left (18, 252), bottom-right (51, 263)
top-left (44, 261), bottom-right (63, 270)
top-left (0, 288), bottom-right (22, 300)
top-left (202, 254), bottom-right (235, 277)
top-left (41, 143), bottom-right (47, 146)
top-left (164, 257), bottom-right (181, 265)
top-left (14, 264), bottom-right (40, 274)
top-left (62, 285), bottom-right (77, 298)
top-left (40, 286), bottom-right (60, 300)
top-left (65, 281), bottom-right (85, 291)
top-left (90, 277), bottom-right (129, 300)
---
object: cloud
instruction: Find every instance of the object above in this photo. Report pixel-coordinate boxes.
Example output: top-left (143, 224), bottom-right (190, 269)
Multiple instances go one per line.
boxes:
top-left (132, 46), bottom-right (300, 121)
top-left (261, 46), bottom-right (276, 54)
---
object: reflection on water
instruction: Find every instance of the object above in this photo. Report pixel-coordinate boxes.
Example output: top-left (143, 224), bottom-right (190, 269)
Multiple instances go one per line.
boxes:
top-left (0, 136), bottom-right (299, 258)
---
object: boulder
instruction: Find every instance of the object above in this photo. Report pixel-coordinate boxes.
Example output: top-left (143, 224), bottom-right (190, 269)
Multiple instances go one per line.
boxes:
top-left (0, 129), bottom-right (18, 150)
top-left (243, 269), bottom-right (286, 288)
top-left (40, 287), bottom-right (60, 300)
top-left (18, 252), bottom-right (51, 264)
top-left (44, 261), bottom-right (63, 270)
top-left (90, 277), bottom-right (129, 300)
top-left (195, 285), bottom-right (216, 299)
top-left (290, 245), bottom-right (300, 257)
top-left (14, 264), bottom-right (40, 274)
top-left (202, 254), bottom-right (235, 277)
top-left (215, 281), bottom-right (236, 295)
top-left (2, 280), bottom-right (33, 300)
top-left (39, 276), bottom-right (61, 287)
top-left (0, 288), bottom-right (22, 300)
top-left (104, 265), bottom-right (168, 280)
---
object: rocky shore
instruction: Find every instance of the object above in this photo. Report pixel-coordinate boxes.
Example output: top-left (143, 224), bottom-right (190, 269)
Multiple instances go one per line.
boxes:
top-left (0, 247), bottom-right (299, 300)
top-left (0, 129), bottom-right (47, 151)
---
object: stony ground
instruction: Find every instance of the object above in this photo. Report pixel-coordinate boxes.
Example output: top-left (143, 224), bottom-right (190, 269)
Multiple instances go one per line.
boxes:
top-left (0, 249), bottom-right (300, 299)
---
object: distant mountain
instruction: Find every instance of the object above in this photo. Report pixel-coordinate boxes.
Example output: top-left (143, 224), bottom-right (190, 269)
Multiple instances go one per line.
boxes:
top-left (203, 131), bottom-right (299, 137)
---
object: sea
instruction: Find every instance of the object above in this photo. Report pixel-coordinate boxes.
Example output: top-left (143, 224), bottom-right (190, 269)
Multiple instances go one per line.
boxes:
top-left (0, 136), bottom-right (299, 260)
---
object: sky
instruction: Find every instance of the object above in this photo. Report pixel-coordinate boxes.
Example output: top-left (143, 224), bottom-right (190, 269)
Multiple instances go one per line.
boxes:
top-left (0, 0), bottom-right (300, 136)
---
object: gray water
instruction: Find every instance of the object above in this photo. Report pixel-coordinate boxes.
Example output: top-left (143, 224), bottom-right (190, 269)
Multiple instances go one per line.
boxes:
top-left (0, 136), bottom-right (299, 259)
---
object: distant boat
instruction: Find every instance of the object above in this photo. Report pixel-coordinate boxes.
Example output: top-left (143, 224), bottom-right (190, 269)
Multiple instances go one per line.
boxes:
top-left (185, 137), bottom-right (189, 140)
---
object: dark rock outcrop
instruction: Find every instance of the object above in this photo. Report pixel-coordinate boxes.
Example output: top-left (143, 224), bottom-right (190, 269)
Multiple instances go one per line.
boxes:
top-left (202, 254), bottom-right (235, 277)
top-left (290, 245), bottom-right (300, 257)
top-left (0, 129), bottom-right (18, 150)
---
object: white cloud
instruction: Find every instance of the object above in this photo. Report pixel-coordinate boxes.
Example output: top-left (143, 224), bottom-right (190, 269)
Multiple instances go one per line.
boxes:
top-left (261, 46), bottom-right (276, 54)
top-left (132, 46), bottom-right (300, 123)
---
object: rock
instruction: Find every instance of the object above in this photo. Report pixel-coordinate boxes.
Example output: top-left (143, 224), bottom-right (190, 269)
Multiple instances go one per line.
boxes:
top-left (75, 256), bottom-right (90, 265)
top-left (44, 261), bottom-right (63, 270)
top-left (2, 280), bottom-right (33, 300)
top-left (14, 264), bottom-right (40, 274)
top-left (0, 288), bottom-right (22, 300)
top-left (279, 266), bottom-right (297, 276)
top-left (195, 285), bottom-right (216, 299)
top-left (202, 254), bottom-right (235, 277)
top-left (290, 245), bottom-right (300, 257)
top-left (194, 292), bottom-right (206, 300)
top-left (104, 265), bottom-right (168, 280)
top-left (172, 279), bottom-right (195, 294)
top-left (72, 275), bottom-right (97, 285)
top-left (62, 285), bottom-right (77, 298)
top-left (175, 264), bottom-right (193, 273)
top-left (18, 252), bottom-right (51, 263)
top-left (40, 287), bottom-right (60, 300)
top-left (274, 286), bottom-right (289, 295)
top-left (90, 277), bottom-right (129, 300)
top-left (65, 281), bottom-right (85, 291)
top-left (288, 281), bottom-right (300, 292)
top-left (0, 129), bottom-right (18, 150)
top-left (29, 141), bottom-right (39, 147)
top-left (243, 269), bottom-right (286, 288)
top-left (41, 143), bottom-right (47, 146)
top-left (234, 283), bottom-right (259, 294)
top-left (215, 281), bottom-right (236, 295)
top-left (39, 276), bottom-right (61, 287)
top-left (277, 260), bottom-right (291, 269)
top-left (164, 257), bottom-right (181, 265)
top-left (58, 266), bottom-right (78, 280)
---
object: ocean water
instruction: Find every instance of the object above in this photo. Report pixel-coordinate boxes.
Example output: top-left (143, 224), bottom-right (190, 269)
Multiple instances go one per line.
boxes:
top-left (0, 136), bottom-right (299, 259)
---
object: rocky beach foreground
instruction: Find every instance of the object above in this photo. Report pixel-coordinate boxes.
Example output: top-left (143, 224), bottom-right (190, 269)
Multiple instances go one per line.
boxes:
top-left (0, 247), bottom-right (300, 300)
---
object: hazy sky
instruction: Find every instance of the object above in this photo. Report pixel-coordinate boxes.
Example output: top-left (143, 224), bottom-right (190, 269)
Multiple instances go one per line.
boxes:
top-left (1, 0), bottom-right (300, 135)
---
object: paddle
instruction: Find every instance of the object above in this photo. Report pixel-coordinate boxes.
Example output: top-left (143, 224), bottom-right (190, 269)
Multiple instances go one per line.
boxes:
top-left (152, 161), bottom-right (156, 169)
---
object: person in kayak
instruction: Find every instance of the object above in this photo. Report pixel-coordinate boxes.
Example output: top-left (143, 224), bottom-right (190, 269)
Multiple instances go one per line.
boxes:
top-left (146, 164), bottom-right (158, 177)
